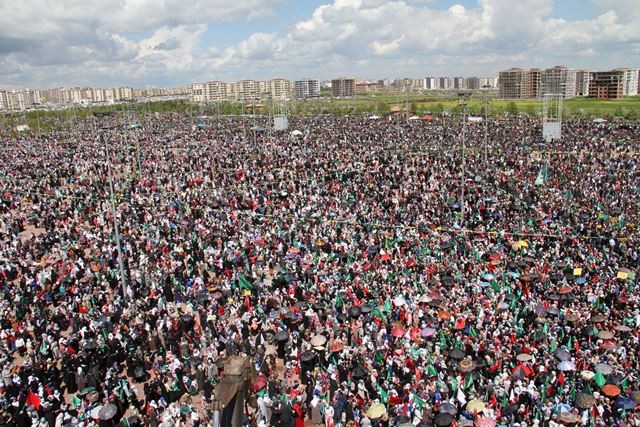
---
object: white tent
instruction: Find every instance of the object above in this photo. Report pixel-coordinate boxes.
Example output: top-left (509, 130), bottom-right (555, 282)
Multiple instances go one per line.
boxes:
top-left (290, 130), bottom-right (303, 136)
top-left (368, 115), bottom-right (381, 120)
top-left (408, 116), bottom-right (420, 121)
top-left (592, 118), bottom-right (606, 123)
top-left (467, 116), bottom-right (483, 123)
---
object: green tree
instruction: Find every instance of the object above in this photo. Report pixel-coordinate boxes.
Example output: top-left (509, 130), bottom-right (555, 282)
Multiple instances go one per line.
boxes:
top-left (507, 101), bottom-right (518, 115)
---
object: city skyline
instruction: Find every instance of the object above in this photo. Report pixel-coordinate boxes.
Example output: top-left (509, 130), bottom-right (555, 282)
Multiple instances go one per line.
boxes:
top-left (1, 0), bottom-right (639, 89)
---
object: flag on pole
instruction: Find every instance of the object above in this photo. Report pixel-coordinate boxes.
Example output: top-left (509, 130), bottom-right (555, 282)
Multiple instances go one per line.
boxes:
top-left (535, 164), bottom-right (549, 186)
top-left (594, 371), bottom-right (606, 388)
top-left (377, 385), bottom-right (389, 404)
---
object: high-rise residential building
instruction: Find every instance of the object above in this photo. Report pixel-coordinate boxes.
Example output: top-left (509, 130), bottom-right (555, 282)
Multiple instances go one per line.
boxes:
top-left (191, 83), bottom-right (205, 102)
top-left (0, 91), bottom-right (7, 110)
top-left (499, 68), bottom-right (530, 98)
top-left (268, 78), bottom-right (293, 99)
top-left (575, 70), bottom-right (591, 96)
top-left (237, 80), bottom-right (260, 101)
top-left (331, 77), bottom-right (355, 97)
top-left (453, 77), bottom-right (465, 90)
top-left (294, 78), bottom-right (320, 99)
top-left (616, 68), bottom-right (639, 96)
top-left (425, 77), bottom-right (437, 89)
top-left (542, 66), bottom-right (577, 98)
top-left (480, 77), bottom-right (498, 88)
top-left (190, 81), bottom-right (228, 102)
top-left (589, 70), bottom-right (625, 99)
top-left (466, 77), bottom-right (481, 90)
top-left (1, 89), bottom-right (38, 111)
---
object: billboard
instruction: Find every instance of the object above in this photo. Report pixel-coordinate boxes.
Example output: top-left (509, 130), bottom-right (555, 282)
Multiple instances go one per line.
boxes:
top-left (274, 116), bottom-right (288, 131)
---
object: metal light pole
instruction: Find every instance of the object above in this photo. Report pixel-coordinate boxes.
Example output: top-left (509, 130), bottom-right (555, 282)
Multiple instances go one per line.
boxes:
top-left (101, 129), bottom-right (129, 301)
top-left (458, 92), bottom-right (471, 225)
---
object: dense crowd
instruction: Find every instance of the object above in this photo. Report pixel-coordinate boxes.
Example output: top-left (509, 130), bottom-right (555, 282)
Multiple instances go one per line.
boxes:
top-left (0, 112), bottom-right (638, 427)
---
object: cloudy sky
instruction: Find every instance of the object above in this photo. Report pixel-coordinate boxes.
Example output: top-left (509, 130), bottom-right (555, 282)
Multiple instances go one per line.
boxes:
top-left (1, 0), bottom-right (638, 89)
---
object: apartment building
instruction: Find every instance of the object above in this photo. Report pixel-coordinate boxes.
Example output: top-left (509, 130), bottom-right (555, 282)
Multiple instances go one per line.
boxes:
top-left (236, 80), bottom-right (261, 101)
top-left (268, 78), bottom-right (293, 99)
top-left (293, 78), bottom-right (320, 99)
top-left (542, 66), bottom-right (577, 99)
top-left (331, 77), bottom-right (356, 97)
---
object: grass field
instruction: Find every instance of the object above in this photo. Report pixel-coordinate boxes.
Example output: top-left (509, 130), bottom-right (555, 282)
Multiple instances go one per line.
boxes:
top-left (3, 94), bottom-right (640, 135)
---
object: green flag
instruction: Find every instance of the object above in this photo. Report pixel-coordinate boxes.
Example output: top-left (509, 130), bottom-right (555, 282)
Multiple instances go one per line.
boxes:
top-left (384, 298), bottom-right (391, 314)
top-left (413, 394), bottom-right (426, 410)
top-left (238, 275), bottom-right (253, 290)
top-left (594, 371), bottom-right (606, 388)
top-left (451, 377), bottom-right (458, 392)
top-left (377, 385), bottom-right (388, 404)
top-left (335, 293), bottom-right (343, 308)
top-left (464, 375), bottom-right (474, 390)
top-left (469, 326), bottom-right (477, 338)
top-left (72, 395), bottom-right (82, 409)
top-left (371, 307), bottom-right (384, 318)
top-left (427, 365), bottom-right (437, 377)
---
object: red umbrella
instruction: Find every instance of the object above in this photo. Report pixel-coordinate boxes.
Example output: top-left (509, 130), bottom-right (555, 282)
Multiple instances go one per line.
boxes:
top-left (391, 326), bottom-right (406, 338)
top-left (512, 364), bottom-right (533, 378)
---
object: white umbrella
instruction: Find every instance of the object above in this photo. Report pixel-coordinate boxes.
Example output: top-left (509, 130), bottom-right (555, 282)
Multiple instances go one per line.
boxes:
top-left (558, 360), bottom-right (576, 371)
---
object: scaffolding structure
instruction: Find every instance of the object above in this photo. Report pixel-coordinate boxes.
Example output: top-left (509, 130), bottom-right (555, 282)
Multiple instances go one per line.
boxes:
top-left (273, 98), bottom-right (289, 131)
top-left (542, 93), bottom-right (563, 142)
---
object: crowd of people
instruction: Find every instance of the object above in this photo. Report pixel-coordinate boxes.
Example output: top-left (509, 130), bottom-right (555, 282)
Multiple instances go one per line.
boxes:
top-left (0, 111), bottom-right (637, 427)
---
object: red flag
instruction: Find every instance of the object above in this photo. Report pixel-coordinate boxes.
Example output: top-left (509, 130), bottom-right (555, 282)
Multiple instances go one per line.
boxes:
top-left (26, 391), bottom-right (41, 410)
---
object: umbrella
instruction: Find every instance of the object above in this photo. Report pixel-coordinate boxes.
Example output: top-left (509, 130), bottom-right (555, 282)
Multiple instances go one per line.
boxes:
top-left (310, 335), bottom-right (327, 347)
top-left (439, 402), bottom-right (457, 414)
top-left (602, 384), bottom-right (621, 397)
top-left (348, 306), bottom-right (361, 318)
top-left (565, 313), bottom-right (580, 322)
top-left (615, 396), bottom-right (637, 410)
top-left (555, 348), bottom-right (572, 361)
top-left (393, 295), bottom-right (407, 307)
top-left (351, 365), bottom-right (367, 380)
top-left (615, 325), bottom-right (632, 332)
top-left (434, 412), bottom-right (454, 426)
top-left (600, 341), bottom-right (617, 349)
top-left (591, 314), bottom-right (606, 323)
top-left (79, 387), bottom-right (96, 396)
top-left (330, 341), bottom-right (345, 353)
top-left (90, 405), bottom-right (103, 419)
top-left (482, 273), bottom-right (495, 281)
top-left (516, 353), bottom-right (532, 362)
top-left (466, 399), bottom-right (485, 413)
top-left (421, 327), bottom-right (436, 337)
top-left (98, 404), bottom-right (118, 420)
top-left (575, 393), bottom-right (596, 409)
top-left (391, 326), bottom-right (407, 338)
top-left (594, 364), bottom-right (613, 375)
top-left (502, 404), bottom-right (518, 415)
top-left (557, 413), bottom-right (580, 424)
top-left (630, 390), bottom-right (640, 403)
top-left (597, 330), bottom-right (614, 340)
top-left (582, 326), bottom-right (598, 337)
top-left (556, 403), bottom-right (572, 413)
top-left (459, 359), bottom-right (476, 372)
top-left (512, 364), bottom-right (533, 378)
top-left (448, 348), bottom-right (465, 360)
top-left (580, 371), bottom-right (595, 381)
top-left (558, 361), bottom-right (576, 371)
top-left (366, 403), bottom-right (386, 419)
top-left (475, 418), bottom-right (496, 427)
top-left (275, 330), bottom-right (289, 342)
top-left (300, 351), bottom-right (316, 362)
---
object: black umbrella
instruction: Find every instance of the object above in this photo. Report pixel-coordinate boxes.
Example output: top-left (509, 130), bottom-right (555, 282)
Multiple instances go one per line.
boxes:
top-left (348, 306), bottom-right (361, 318)
top-left (301, 351), bottom-right (316, 362)
top-left (448, 349), bottom-right (465, 360)
top-left (352, 366), bottom-right (367, 380)
top-left (503, 404), bottom-right (518, 415)
top-left (275, 330), bottom-right (289, 342)
top-left (433, 412), bottom-right (454, 426)
top-left (614, 396), bottom-right (637, 410)
top-left (361, 304), bottom-right (372, 314)
top-left (439, 402), bottom-right (457, 414)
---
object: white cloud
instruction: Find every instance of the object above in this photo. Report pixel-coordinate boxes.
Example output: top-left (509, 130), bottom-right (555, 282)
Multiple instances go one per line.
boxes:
top-left (1, 0), bottom-right (639, 88)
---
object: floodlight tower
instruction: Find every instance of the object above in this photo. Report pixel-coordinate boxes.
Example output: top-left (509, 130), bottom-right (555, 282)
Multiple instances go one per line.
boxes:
top-left (458, 91), bottom-right (471, 224)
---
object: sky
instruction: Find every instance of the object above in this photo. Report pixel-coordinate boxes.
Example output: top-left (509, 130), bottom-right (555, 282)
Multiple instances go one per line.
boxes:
top-left (0, 0), bottom-right (639, 89)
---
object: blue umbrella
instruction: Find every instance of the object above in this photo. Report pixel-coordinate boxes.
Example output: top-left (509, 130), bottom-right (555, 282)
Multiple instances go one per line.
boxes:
top-left (576, 277), bottom-right (587, 285)
top-left (556, 403), bottom-right (572, 413)
top-left (614, 396), bottom-right (636, 410)
top-left (482, 273), bottom-right (495, 281)
top-left (507, 271), bottom-right (520, 279)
